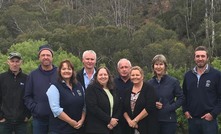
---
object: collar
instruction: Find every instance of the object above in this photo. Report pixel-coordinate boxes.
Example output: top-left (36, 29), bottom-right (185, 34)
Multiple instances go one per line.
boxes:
top-left (192, 64), bottom-right (209, 74)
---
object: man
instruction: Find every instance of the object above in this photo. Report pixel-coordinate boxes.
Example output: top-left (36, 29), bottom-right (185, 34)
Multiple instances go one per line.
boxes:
top-left (76, 50), bottom-right (96, 90)
top-left (24, 44), bottom-right (57, 134)
top-left (114, 58), bottom-right (133, 134)
top-left (114, 58), bottom-right (133, 100)
top-left (0, 52), bottom-right (30, 134)
top-left (182, 46), bottom-right (221, 134)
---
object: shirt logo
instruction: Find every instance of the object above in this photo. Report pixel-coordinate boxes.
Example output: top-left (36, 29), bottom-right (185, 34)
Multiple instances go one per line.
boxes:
top-left (20, 82), bottom-right (24, 85)
top-left (77, 90), bottom-right (82, 96)
top-left (205, 80), bottom-right (211, 87)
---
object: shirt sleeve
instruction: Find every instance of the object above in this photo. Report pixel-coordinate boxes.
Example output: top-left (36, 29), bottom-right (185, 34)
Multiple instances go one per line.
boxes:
top-left (46, 85), bottom-right (63, 117)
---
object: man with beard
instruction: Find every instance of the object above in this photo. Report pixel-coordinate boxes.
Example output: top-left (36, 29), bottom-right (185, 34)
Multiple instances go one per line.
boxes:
top-left (77, 50), bottom-right (96, 90)
top-left (182, 46), bottom-right (221, 134)
top-left (24, 45), bottom-right (57, 134)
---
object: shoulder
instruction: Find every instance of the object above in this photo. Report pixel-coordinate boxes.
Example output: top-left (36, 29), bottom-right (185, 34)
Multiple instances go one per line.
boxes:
top-left (141, 82), bottom-right (155, 93)
top-left (165, 75), bottom-right (179, 83)
top-left (77, 68), bottom-right (84, 75)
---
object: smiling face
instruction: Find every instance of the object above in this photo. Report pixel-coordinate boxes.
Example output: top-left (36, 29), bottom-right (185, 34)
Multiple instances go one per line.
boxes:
top-left (82, 52), bottom-right (96, 70)
top-left (130, 68), bottom-right (143, 85)
top-left (194, 50), bottom-right (208, 69)
top-left (153, 61), bottom-right (166, 77)
top-left (60, 62), bottom-right (73, 81)
top-left (39, 50), bottom-right (53, 68)
top-left (97, 68), bottom-right (109, 87)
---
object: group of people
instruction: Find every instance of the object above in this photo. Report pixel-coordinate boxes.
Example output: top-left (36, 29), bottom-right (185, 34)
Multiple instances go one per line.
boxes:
top-left (0, 45), bottom-right (221, 134)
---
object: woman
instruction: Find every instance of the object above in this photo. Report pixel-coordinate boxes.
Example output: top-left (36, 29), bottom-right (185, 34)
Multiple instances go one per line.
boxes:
top-left (123, 66), bottom-right (158, 134)
top-left (46, 60), bottom-right (85, 134)
top-left (85, 66), bottom-right (121, 134)
top-left (148, 54), bottom-right (184, 134)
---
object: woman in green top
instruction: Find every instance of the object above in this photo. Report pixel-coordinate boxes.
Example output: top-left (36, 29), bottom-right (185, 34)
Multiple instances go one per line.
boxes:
top-left (85, 66), bottom-right (122, 134)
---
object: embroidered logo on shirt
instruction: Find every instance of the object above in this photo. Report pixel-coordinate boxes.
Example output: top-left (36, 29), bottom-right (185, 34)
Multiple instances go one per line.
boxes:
top-left (77, 90), bottom-right (82, 96)
top-left (205, 80), bottom-right (211, 87)
top-left (20, 82), bottom-right (24, 85)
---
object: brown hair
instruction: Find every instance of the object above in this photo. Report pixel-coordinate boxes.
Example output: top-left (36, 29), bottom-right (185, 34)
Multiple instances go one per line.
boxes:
top-left (194, 46), bottom-right (209, 57)
top-left (92, 66), bottom-right (114, 89)
top-left (57, 59), bottom-right (77, 84)
top-left (151, 54), bottom-right (167, 75)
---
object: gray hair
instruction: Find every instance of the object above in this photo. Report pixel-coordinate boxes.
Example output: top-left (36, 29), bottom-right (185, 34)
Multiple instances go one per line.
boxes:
top-left (117, 58), bottom-right (132, 68)
top-left (82, 50), bottom-right (97, 60)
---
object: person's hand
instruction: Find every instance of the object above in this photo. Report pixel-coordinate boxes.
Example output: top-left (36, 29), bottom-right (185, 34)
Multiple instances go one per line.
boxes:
top-left (201, 113), bottom-right (213, 121)
top-left (75, 119), bottom-right (84, 129)
top-left (109, 118), bottom-right (118, 127)
top-left (156, 102), bottom-right (163, 109)
top-left (107, 124), bottom-right (114, 130)
top-left (184, 111), bottom-right (192, 119)
top-left (24, 117), bottom-right (29, 122)
top-left (69, 119), bottom-right (78, 129)
top-left (127, 119), bottom-right (138, 128)
top-left (0, 118), bottom-right (5, 122)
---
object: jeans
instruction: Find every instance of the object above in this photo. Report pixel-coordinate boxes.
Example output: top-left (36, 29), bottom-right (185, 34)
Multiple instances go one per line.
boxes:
top-left (188, 118), bottom-right (218, 134)
top-left (0, 120), bottom-right (27, 134)
top-left (33, 118), bottom-right (49, 134)
top-left (158, 122), bottom-right (177, 134)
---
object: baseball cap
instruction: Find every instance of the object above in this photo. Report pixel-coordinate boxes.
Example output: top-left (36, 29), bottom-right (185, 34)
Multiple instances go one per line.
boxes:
top-left (8, 52), bottom-right (22, 60)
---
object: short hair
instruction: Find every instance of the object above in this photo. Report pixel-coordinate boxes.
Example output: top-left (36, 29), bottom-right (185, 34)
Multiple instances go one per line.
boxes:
top-left (194, 46), bottom-right (209, 57)
top-left (151, 54), bottom-right (168, 73)
top-left (57, 60), bottom-right (77, 84)
top-left (117, 58), bottom-right (132, 68)
top-left (130, 66), bottom-right (144, 77)
top-left (82, 50), bottom-right (97, 60)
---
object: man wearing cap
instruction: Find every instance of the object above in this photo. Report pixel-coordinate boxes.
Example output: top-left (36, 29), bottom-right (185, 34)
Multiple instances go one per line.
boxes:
top-left (0, 52), bottom-right (31, 134)
top-left (24, 44), bottom-right (57, 134)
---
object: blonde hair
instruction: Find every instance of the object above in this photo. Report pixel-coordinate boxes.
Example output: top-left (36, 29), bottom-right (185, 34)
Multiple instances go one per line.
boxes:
top-left (130, 66), bottom-right (144, 77)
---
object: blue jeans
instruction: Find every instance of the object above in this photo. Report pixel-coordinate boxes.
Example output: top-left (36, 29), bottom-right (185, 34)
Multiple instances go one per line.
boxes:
top-left (158, 122), bottom-right (177, 134)
top-left (0, 120), bottom-right (27, 134)
top-left (188, 118), bottom-right (218, 134)
top-left (33, 118), bottom-right (49, 134)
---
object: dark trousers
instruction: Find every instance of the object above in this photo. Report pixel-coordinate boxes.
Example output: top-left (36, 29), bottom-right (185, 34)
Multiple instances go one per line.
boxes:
top-left (158, 122), bottom-right (177, 134)
top-left (0, 120), bottom-right (27, 134)
top-left (33, 118), bottom-right (49, 134)
top-left (188, 118), bottom-right (218, 134)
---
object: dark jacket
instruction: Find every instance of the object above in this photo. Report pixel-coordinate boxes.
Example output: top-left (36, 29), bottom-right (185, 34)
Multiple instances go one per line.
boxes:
top-left (182, 65), bottom-right (221, 118)
top-left (123, 82), bottom-right (158, 134)
top-left (76, 68), bottom-right (96, 90)
top-left (49, 81), bottom-right (85, 134)
top-left (148, 75), bottom-right (184, 122)
top-left (0, 69), bottom-right (30, 122)
top-left (76, 68), bottom-right (86, 90)
top-left (85, 83), bottom-right (121, 134)
top-left (114, 76), bottom-right (133, 100)
top-left (24, 65), bottom-right (57, 119)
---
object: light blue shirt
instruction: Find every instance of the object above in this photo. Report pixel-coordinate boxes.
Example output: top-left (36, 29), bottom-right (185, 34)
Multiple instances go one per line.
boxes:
top-left (46, 85), bottom-right (63, 117)
top-left (83, 68), bottom-right (96, 89)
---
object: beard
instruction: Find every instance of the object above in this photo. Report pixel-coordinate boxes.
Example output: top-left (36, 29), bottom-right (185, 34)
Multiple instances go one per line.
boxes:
top-left (196, 62), bottom-right (207, 69)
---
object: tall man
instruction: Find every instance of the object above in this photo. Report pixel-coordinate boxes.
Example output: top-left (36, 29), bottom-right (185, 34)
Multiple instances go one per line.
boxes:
top-left (114, 58), bottom-right (133, 100)
top-left (24, 45), bottom-right (57, 134)
top-left (0, 52), bottom-right (30, 134)
top-left (182, 46), bottom-right (221, 134)
top-left (77, 50), bottom-right (96, 90)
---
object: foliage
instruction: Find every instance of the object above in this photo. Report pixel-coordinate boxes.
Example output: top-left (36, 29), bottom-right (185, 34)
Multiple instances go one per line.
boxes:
top-left (2, 39), bottom-right (82, 74)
